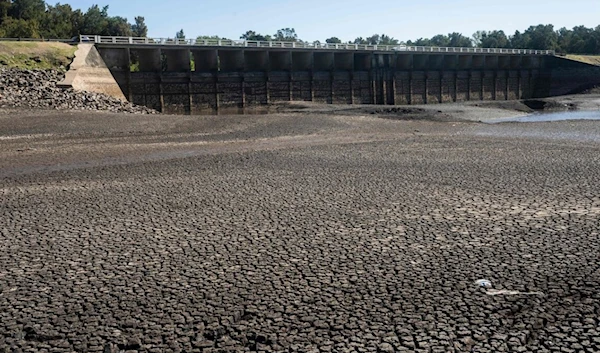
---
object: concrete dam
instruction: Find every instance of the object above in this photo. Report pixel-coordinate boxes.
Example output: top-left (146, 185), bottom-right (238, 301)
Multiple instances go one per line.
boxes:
top-left (68, 36), bottom-right (600, 114)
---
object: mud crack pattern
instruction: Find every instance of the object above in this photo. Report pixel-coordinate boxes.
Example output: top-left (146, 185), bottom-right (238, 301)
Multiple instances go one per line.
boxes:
top-left (1, 113), bottom-right (600, 352)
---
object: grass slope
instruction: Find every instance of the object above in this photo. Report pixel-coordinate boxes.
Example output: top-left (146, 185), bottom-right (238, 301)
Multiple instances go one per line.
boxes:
top-left (566, 54), bottom-right (600, 66)
top-left (0, 41), bottom-right (76, 70)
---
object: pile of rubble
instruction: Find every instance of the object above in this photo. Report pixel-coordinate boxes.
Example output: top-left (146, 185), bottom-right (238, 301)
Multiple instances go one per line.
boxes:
top-left (0, 68), bottom-right (157, 114)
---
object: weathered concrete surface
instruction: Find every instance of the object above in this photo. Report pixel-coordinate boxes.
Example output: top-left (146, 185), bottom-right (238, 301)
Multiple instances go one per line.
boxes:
top-left (1, 102), bottom-right (600, 352)
top-left (544, 56), bottom-right (600, 96)
top-left (58, 44), bottom-right (127, 101)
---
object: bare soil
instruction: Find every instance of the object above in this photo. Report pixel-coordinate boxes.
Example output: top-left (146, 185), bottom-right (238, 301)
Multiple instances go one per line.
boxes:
top-left (1, 98), bottom-right (600, 352)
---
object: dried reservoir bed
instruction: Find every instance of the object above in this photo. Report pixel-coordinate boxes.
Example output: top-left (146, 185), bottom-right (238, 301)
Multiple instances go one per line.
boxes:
top-left (1, 103), bottom-right (600, 353)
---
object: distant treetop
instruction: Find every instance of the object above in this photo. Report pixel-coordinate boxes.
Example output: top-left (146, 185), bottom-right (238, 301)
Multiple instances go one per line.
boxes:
top-left (0, 1), bottom-right (147, 39)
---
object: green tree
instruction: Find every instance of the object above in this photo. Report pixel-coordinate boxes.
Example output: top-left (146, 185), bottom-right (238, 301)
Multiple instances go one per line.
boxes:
top-left (358, 34), bottom-right (399, 45)
top-left (447, 32), bottom-right (472, 47)
top-left (406, 38), bottom-right (432, 46)
top-left (522, 24), bottom-right (557, 50)
top-left (378, 34), bottom-right (399, 45)
top-left (273, 28), bottom-right (298, 42)
top-left (0, 0), bottom-right (11, 20)
top-left (0, 16), bottom-right (40, 37)
top-left (9, 0), bottom-right (45, 21)
top-left (106, 16), bottom-right (131, 36)
top-left (472, 30), bottom-right (484, 47)
top-left (325, 37), bottom-right (341, 44)
top-left (479, 30), bottom-right (509, 48)
top-left (241, 30), bottom-right (270, 41)
top-left (509, 30), bottom-right (530, 49)
top-left (80, 5), bottom-right (109, 35)
top-left (40, 3), bottom-right (77, 38)
top-left (131, 16), bottom-right (147, 37)
top-left (431, 34), bottom-right (452, 46)
top-left (366, 34), bottom-right (379, 44)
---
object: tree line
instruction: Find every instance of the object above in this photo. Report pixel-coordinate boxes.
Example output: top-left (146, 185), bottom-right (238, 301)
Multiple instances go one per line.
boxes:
top-left (1, 2), bottom-right (599, 55)
top-left (209, 24), bottom-right (600, 55)
top-left (0, 0), bottom-right (147, 39)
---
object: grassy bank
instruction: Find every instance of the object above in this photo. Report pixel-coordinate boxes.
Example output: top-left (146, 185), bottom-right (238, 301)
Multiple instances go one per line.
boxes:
top-left (0, 41), bottom-right (76, 70)
top-left (566, 54), bottom-right (600, 66)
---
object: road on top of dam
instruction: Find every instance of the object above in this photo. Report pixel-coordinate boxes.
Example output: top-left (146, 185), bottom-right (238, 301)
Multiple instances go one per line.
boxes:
top-left (1, 99), bottom-right (600, 353)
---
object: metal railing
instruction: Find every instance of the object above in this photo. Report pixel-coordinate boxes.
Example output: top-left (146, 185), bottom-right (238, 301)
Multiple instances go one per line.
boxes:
top-left (85, 35), bottom-right (556, 56)
top-left (0, 37), bottom-right (72, 43)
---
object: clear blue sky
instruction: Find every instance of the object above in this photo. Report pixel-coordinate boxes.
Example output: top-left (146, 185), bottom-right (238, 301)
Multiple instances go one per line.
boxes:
top-left (69, 0), bottom-right (600, 42)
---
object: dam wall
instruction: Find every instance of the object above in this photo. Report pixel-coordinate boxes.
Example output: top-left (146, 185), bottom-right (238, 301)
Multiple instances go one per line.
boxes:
top-left (91, 45), bottom-right (598, 114)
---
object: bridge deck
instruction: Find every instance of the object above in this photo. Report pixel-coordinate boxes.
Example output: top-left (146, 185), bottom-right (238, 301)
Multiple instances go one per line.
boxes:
top-left (85, 35), bottom-right (555, 56)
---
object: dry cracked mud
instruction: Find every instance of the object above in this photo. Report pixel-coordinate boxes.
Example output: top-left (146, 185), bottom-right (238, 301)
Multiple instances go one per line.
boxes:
top-left (1, 105), bottom-right (600, 353)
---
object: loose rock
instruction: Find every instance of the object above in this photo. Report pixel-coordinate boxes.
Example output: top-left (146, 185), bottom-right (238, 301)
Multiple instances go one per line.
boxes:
top-left (0, 68), bottom-right (157, 114)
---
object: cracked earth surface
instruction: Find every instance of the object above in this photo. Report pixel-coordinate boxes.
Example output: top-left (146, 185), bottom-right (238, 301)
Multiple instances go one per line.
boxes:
top-left (1, 109), bottom-right (600, 352)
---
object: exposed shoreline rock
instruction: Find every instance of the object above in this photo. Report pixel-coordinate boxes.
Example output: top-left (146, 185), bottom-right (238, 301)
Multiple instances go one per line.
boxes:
top-left (0, 68), bottom-right (157, 114)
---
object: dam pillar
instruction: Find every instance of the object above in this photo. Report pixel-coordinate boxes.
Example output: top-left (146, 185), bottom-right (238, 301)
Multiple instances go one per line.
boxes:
top-left (268, 51), bottom-right (292, 102)
top-left (486, 55), bottom-right (499, 100)
top-left (408, 71), bottom-right (413, 104)
top-left (189, 49), bottom-right (218, 114)
top-left (160, 49), bottom-right (192, 114)
top-left (413, 54), bottom-right (429, 70)
top-left (443, 55), bottom-right (458, 70)
top-left (165, 49), bottom-right (191, 72)
top-left (291, 52), bottom-right (312, 102)
top-left (394, 55), bottom-right (412, 105)
top-left (457, 55), bottom-right (473, 70)
top-left (335, 53), bottom-right (354, 104)
top-left (129, 48), bottom-right (161, 111)
top-left (498, 56), bottom-right (510, 70)
top-left (497, 56), bottom-right (510, 100)
top-left (442, 56), bottom-right (459, 102)
top-left (334, 52), bottom-right (353, 70)
top-left (137, 49), bottom-right (161, 72)
top-left (192, 49), bottom-right (218, 72)
top-left (219, 50), bottom-right (244, 71)
top-left (457, 55), bottom-right (473, 102)
top-left (396, 54), bottom-right (413, 70)
top-left (510, 56), bottom-right (522, 70)
top-left (244, 51), bottom-right (269, 107)
top-left (354, 53), bottom-right (371, 104)
top-left (485, 55), bottom-right (499, 70)
top-left (217, 50), bottom-right (244, 112)
top-left (413, 54), bottom-right (429, 104)
top-left (314, 52), bottom-right (334, 103)
top-left (99, 48), bottom-right (130, 70)
top-left (245, 51), bottom-right (269, 71)
top-left (472, 55), bottom-right (485, 100)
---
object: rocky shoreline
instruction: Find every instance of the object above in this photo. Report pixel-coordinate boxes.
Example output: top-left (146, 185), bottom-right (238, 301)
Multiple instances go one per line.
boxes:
top-left (0, 68), bottom-right (157, 114)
